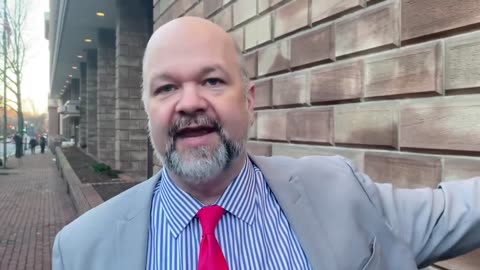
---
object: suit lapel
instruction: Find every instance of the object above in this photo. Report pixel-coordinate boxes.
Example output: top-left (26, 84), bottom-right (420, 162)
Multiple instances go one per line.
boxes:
top-left (250, 155), bottom-right (338, 270)
top-left (115, 173), bottom-right (160, 270)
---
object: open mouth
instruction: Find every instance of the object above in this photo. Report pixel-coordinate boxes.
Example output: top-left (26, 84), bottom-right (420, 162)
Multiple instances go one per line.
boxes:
top-left (176, 126), bottom-right (217, 139)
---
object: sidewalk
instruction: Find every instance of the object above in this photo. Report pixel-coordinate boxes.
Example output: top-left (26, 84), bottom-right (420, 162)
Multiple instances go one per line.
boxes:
top-left (0, 149), bottom-right (76, 270)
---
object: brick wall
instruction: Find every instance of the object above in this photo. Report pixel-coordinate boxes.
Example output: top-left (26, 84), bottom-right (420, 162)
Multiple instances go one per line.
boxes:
top-left (86, 49), bottom-right (98, 157)
top-left (153, 0), bottom-right (480, 268)
top-left (97, 29), bottom-right (117, 167)
top-left (115, 0), bottom-right (150, 177)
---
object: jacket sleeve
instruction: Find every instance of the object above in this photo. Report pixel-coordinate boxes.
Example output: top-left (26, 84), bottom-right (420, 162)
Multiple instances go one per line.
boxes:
top-left (341, 157), bottom-right (480, 268)
top-left (52, 232), bottom-right (66, 270)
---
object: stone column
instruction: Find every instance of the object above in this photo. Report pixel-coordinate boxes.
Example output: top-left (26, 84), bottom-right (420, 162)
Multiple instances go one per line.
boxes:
top-left (70, 79), bottom-right (80, 144)
top-left (70, 79), bottom-right (80, 100)
top-left (79, 62), bottom-right (87, 148)
top-left (47, 97), bottom-right (59, 150)
top-left (97, 29), bottom-right (116, 167)
top-left (86, 49), bottom-right (98, 157)
top-left (60, 90), bottom-right (69, 138)
top-left (115, 0), bottom-right (150, 177)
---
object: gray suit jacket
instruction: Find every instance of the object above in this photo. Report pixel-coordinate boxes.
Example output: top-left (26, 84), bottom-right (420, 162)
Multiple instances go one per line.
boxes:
top-left (52, 155), bottom-right (480, 270)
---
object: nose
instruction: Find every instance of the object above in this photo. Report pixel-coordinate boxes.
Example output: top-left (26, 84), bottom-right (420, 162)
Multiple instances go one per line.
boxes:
top-left (175, 83), bottom-right (208, 115)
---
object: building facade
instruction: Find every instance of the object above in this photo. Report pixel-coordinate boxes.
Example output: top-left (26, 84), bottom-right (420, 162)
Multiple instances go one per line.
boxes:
top-left (47, 0), bottom-right (152, 178)
top-left (48, 0), bottom-right (480, 268)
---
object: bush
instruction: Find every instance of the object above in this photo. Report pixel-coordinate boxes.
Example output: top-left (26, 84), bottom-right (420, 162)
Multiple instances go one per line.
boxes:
top-left (91, 163), bottom-right (121, 178)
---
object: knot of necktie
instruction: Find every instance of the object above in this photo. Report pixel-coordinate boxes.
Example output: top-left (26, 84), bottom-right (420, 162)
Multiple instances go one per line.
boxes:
top-left (197, 205), bottom-right (225, 236)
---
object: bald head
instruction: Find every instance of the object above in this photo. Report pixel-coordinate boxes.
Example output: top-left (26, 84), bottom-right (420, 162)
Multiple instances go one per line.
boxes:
top-left (145, 17), bottom-right (240, 58)
top-left (142, 17), bottom-right (248, 105)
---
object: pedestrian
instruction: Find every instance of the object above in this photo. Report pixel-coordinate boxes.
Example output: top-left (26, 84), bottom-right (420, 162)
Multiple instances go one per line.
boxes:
top-left (29, 137), bottom-right (37, 154)
top-left (52, 17), bottom-right (480, 270)
top-left (13, 133), bottom-right (23, 167)
top-left (39, 136), bottom-right (46, 154)
top-left (13, 133), bottom-right (23, 158)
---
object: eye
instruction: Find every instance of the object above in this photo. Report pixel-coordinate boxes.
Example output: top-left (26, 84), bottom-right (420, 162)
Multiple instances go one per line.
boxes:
top-left (153, 84), bottom-right (177, 95)
top-left (203, 78), bottom-right (225, 87)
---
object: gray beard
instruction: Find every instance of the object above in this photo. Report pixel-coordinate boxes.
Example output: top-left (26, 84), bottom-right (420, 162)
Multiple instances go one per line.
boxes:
top-left (149, 119), bottom-right (245, 184)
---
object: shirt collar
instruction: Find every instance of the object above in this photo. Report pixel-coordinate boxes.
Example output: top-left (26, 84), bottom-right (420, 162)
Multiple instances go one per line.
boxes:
top-left (158, 157), bottom-right (257, 238)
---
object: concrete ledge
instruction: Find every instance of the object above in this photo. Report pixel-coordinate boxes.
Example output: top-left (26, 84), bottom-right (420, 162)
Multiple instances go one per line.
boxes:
top-left (55, 146), bottom-right (104, 215)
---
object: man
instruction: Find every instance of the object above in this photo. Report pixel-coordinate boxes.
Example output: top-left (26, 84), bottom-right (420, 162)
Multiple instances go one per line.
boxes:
top-left (29, 137), bottom-right (37, 154)
top-left (52, 17), bottom-right (480, 270)
top-left (39, 136), bottom-right (46, 154)
top-left (13, 133), bottom-right (23, 158)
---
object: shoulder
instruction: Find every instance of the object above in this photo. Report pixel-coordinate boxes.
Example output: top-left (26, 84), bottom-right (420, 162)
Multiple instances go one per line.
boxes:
top-left (55, 177), bottom-right (157, 248)
top-left (252, 154), bottom-right (358, 180)
top-left (252, 154), bottom-right (377, 202)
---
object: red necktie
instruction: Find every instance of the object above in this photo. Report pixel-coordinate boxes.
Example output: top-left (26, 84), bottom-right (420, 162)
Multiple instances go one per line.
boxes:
top-left (197, 205), bottom-right (229, 270)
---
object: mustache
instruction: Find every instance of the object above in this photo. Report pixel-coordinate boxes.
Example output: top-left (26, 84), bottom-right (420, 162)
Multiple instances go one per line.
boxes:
top-left (168, 115), bottom-right (222, 138)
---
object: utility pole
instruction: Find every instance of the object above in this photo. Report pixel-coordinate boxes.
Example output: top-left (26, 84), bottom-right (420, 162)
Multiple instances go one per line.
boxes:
top-left (2, 0), bottom-right (7, 168)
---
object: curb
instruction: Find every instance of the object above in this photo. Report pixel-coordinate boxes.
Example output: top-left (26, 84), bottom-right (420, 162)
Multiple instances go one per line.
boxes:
top-left (55, 146), bottom-right (104, 216)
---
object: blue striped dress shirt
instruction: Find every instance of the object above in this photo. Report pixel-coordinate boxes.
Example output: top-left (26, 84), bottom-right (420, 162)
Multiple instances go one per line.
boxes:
top-left (146, 157), bottom-right (312, 270)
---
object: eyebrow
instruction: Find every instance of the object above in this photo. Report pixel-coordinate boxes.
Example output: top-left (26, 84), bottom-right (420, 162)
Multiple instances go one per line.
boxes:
top-left (150, 64), bottom-right (231, 83)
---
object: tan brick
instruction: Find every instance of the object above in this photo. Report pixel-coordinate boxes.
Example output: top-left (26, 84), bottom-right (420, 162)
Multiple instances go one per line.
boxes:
top-left (204, 0), bottom-right (223, 17)
top-left (158, 0), bottom-right (196, 20)
top-left (233, 0), bottom-right (257, 26)
top-left (244, 51), bottom-right (258, 78)
top-left (444, 157), bottom-right (480, 181)
top-left (247, 141), bottom-right (272, 156)
top-left (402, 0), bottom-right (480, 41)
top-left (400, 97), bottom-right (480, 152)
top-left (335, 2), bottom-right (399, 57)
top-left (271, 0), bottom-right (289, 6)
top-left (274, 0), bottom-right (309, 38)
top-left (153, 2), bottom-right (162, 21)
top-left (258, 0), bottom-right (270, 13)
top-left (213, 5), bottom-right (233, 31)
top-left (272, 71), bottom-right (309, 106)
top-left (310, 61), bottom-right (363, 103)
top-left (245, 14), bottom-right (272, 50)
top-left (365, 152), bottom-right (442, 188)
top-left (248, 117), bottom-right (257, 139)
top-left (290, 23), bottom-right (335, 68)
top-left (365, 41), bottom-right (443, 98)
top-left (155, 0), bottom-right (175, 17)
top-left (254, 79), bottom-right (272, 108)
top-left (259, 0), bottom-right (290, 13)
top-left (177, 0), bottom-right (199, 16)
top-left (287, 107), bottom-right (333, 144)
top-left (312, 0), bottom-right (365, 23)
top-left (446, 31), bottom-right (480, 90)
top-left (256, 110), bottom-right (288, 141)
top-left (185, 1), bottom-right (204, 17)
top-left (271, 143), bottom-right (365, 169)
top-left (230, 27), bottom-right (244, 51)
top-left (257, 40), bottom-right (290, 76)
top-left (335, 102), bottom-right (398, 148)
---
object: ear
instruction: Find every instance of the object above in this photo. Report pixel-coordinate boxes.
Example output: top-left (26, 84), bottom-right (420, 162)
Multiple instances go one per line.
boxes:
top-left (246, 82), bottom-right (255, 125)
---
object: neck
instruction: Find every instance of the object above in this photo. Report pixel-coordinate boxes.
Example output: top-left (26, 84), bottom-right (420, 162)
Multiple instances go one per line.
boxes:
top-left (169, 152), bottom-right (247, 205)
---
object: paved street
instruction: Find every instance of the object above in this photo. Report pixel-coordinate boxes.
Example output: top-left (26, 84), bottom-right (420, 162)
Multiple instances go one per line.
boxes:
top-left (0, 149), bottom-right (76, 270)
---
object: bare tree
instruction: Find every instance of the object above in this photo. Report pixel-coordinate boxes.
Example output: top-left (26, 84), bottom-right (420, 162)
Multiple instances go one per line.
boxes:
top-left (0, 0), bottom-right (30, 135)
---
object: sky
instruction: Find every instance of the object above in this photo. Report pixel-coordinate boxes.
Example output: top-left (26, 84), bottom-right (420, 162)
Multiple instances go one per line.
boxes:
top-left (19, 0), bottom-right (49, 114)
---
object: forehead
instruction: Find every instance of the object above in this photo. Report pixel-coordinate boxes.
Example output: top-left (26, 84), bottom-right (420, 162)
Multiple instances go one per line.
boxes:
top-left (144, 31), bottom-right (239, 79)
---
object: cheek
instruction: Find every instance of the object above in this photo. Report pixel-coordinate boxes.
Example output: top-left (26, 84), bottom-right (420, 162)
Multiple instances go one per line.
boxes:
top-left (148, 107), bottom-right (172, 141)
